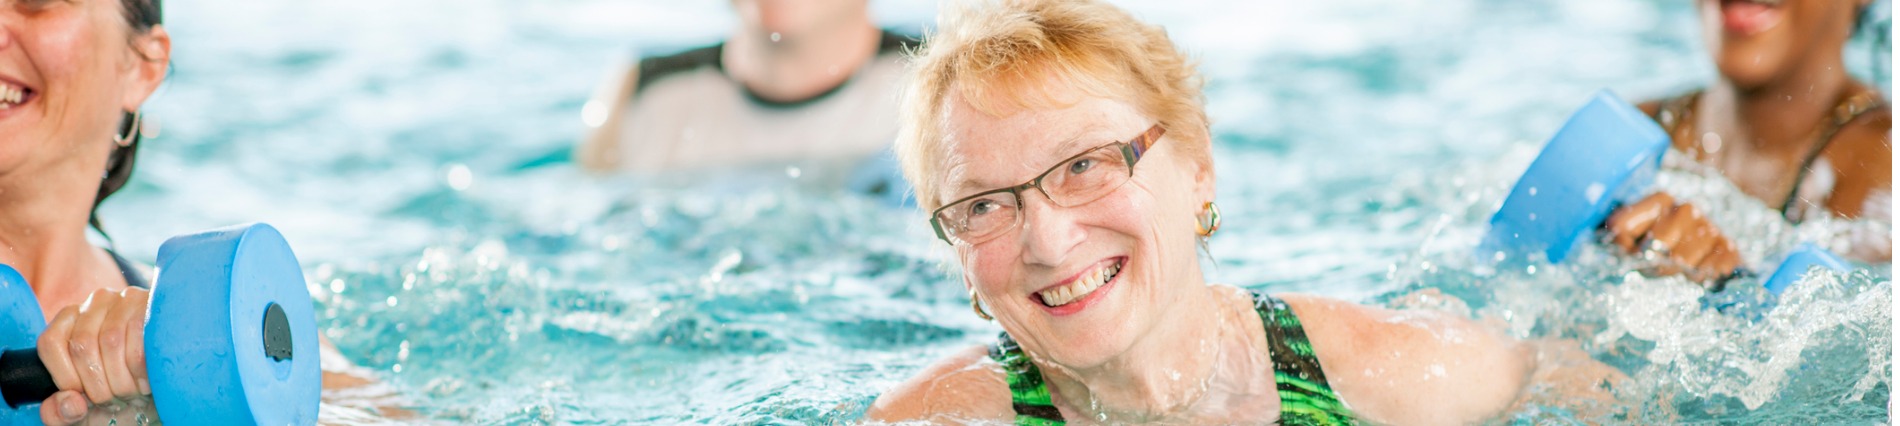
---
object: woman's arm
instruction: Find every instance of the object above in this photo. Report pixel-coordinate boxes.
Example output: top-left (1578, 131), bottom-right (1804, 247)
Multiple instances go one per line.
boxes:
top-left (1283, 294), bottom-right (1539, 425)
top-left (863, 344), bottom-right (1012, 424)
top-left (575, 60), bottom-right (642, 173)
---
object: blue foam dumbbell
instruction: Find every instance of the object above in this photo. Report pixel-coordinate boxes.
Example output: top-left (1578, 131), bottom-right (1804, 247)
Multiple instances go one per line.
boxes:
top-left (0, 223), bottom-right (320, 425)
top-left (1482, 90), bottom-right (1850, 294)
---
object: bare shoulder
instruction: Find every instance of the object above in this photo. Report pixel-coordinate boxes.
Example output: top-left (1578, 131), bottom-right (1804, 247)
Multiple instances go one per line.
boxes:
top-left (1276, 294), bottom-right (1531, 426)
top-left (575, 62), bottom-right (643, 173)
top-left (1822, 104), bottom-right (1892, 217)
top-left (863, 344), bottom-right (1013, 424)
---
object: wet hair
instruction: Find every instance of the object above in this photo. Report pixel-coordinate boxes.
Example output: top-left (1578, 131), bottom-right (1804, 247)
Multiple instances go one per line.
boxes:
top-left (90, 0), bottom-right (163, 242)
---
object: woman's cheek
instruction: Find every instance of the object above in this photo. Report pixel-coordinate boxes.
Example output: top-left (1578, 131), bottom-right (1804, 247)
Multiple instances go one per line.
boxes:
top-left (961, 246), bottom-right (1009, 299)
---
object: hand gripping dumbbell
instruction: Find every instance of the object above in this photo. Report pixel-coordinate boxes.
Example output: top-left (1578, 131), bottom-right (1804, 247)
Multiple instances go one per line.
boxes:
top-left (1481, 90), bottom-right (1850, 294)
top-left (0, 223), bottom-right (320, 424)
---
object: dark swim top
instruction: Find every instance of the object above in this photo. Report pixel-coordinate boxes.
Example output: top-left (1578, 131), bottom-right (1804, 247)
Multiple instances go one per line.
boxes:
top-left (1650, 89), bottom-right (1888, 222)
top-left (988, 291), bottom-right (1356, 425)
top-left (633, 30), bottom-right (917, 109)
top-left (106, 249), bottom-right (149, 289)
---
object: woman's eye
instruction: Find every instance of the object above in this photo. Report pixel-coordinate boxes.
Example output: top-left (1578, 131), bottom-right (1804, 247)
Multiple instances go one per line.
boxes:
top-left (1068, 158), bottom-right (1095, 175)
top-left (16, 0), bottom-right (60, 11)
top-left (969, 200), bottom-right (998, 216)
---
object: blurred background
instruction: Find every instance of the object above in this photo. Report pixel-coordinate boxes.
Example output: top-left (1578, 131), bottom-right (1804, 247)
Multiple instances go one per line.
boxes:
top-left (94, 0), bottom-right (1890, 423)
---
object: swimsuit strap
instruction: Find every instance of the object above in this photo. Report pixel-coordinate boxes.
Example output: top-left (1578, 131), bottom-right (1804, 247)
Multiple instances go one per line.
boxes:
top-left (105, 249), bottom-right (149, 289)
top-left (987, 292), bottom-right (1357, 425)
top-left (1252, 291), bottom-right (1357, 426)
top-left (1651, 89), bottom-right (1703, 144)
top-left (990, 333), bottom-right (1064, 426)
top-left (1779, 90), bottom-right (1888, 221)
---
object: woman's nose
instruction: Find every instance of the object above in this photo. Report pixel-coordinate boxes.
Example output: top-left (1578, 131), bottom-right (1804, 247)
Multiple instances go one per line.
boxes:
top-left (0, 12), bottom-right (12, 51)
top-left (1017, 194), bottom-right (1085, 266)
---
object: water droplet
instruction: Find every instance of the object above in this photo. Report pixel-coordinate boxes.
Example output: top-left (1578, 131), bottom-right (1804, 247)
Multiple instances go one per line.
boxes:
top-left (581, 100), bottom-right (608, 128)
top-left (446, 164), bottom-right (473, 191)
top-left (1528, 187), bottom-right (1538, 196)
top-left (1701, 132), bottom-right (1723, 154)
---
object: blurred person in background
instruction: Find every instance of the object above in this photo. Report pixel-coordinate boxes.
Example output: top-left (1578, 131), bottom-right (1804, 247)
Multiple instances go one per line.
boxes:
top-left (1605, 0), bottom-right (1890, 284)
top-left (577, 0), bottom-right (916, 196)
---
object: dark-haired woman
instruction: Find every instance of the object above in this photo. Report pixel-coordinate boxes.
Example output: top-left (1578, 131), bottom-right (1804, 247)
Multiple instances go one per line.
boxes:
top-left (1, 0), bottom-right (387, 423)
top-left (1607, 0), bottom-right (1891, 282)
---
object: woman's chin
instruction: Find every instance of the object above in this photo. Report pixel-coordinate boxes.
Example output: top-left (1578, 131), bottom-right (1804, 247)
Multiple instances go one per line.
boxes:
top-left (1715, 47), bottom-right (1790, 89)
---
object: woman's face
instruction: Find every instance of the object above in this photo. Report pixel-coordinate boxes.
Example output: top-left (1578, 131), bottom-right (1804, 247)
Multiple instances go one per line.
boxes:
top-left (936, 83), bottom-right (1212, 369)
top-left (0, 0), bottom-right (167, 178)
top-left (1699, 0), bottom-right (1863, 88)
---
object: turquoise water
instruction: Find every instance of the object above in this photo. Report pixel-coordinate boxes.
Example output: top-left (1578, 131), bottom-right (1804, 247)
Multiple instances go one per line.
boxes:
top-left (96, 0), bottom-right (1890, 423)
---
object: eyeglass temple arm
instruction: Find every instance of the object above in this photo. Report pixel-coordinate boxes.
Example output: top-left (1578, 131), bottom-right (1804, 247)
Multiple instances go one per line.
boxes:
top-left (1126, 125), bottom-right (1166, 164)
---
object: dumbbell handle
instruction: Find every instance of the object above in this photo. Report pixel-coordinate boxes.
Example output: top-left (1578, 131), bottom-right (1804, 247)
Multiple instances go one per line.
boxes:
top-left (0, 301), bottom-right (298, 411)
top-left (0, 348), bottom-right (58, 408)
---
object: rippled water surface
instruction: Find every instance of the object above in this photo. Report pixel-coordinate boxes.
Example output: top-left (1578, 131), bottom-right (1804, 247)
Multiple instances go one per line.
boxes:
top-left (99, 0), bottom-right (1890, 423)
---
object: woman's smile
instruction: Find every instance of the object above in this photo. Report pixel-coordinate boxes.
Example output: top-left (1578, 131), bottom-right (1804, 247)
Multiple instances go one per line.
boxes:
top-left (0, 77), bottom-right (37, 115)
top-left (1032, 256), bottom-right (1126, 316)
top-left (1718, 0), bottom-right (1783, 36)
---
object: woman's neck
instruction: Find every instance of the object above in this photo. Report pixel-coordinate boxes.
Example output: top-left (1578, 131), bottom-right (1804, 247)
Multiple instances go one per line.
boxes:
top-left (1705, 50), bottom-right (1858, 154)
top-left (0, 156), bottom-right (120, 319)
top-left (722, 14), bottom-right (882, 103)
top-left (1039, 283), bottom-right (1278, 423)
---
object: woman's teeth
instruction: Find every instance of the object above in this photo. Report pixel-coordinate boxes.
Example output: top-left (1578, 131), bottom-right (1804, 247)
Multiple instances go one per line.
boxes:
top-left (0, 83), bottom-right (23, 108)
top-left (1039, 262), bottom-right (1121, 307)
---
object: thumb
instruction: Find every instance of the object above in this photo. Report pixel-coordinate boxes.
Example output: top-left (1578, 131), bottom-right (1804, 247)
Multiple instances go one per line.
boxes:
top-left (38, 390), bottom-right (87, 426)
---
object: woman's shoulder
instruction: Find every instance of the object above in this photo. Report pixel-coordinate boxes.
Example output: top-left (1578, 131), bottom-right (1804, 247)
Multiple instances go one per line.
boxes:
top-left (863, 343), bottom-right (1013, 424)
top-left (1821, 99), bottom-right (1892, 217)
top-left (1274, 293), bottom-right (1532, 425)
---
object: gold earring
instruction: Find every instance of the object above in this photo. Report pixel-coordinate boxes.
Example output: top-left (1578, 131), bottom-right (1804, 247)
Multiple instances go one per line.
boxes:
top-left (113, 110), bottom-right (142, 147)
top-left (969, 290), bottom-right (993, 321)
top-left (1196, 201), bottom-right (1222, 237)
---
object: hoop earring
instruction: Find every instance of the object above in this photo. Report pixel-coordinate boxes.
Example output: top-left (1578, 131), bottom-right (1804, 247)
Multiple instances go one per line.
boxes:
top-left (1196, 201), bottom-right (1222, 237)
top-left (114, 110), bottom-right (141, 147)
top-left (969, 290), bottom-right (993, 321)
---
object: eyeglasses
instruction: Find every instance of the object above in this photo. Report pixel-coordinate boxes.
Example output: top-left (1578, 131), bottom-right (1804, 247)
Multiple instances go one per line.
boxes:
top-left (930, 124), bottom-right (1166, 246)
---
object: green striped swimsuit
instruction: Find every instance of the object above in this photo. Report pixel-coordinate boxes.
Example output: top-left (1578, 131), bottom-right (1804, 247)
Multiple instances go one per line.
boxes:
top-left (987, 291), bottom-right (1356, 425)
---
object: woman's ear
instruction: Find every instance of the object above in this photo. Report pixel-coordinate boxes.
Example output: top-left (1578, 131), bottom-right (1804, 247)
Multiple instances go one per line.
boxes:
top-left (121, 25), bottom-right (171, 111)
top-left (1189, 138), bottom-right (1217, 206)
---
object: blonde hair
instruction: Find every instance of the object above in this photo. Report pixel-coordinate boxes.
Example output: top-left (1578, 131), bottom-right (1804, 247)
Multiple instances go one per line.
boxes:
top-left (895, 0), bottom-right (1210, 212)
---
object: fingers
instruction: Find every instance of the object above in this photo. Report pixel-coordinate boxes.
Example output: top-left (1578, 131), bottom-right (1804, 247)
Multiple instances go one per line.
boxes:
top-left (1670, 220), bottom-right (1720, 270)
top-left (1704, 243), bottom-right (1744, 277)
top-left (66, 290), bottom-right (117, 404)
top-left (37, 390), bottom-right (88, 426)
top-left (1645, 202), bottom-right (1699, 256)
top-left (122, 288), bottom-right (150, 395)
top-left (97, 288), bottom-right (146, 399)
top-left (1606, 193), bottom-right (1675, 252)
top-left (37, 307), bottom-right (82, 402)
top-left (1612, 193), bottom-right (1749, 287)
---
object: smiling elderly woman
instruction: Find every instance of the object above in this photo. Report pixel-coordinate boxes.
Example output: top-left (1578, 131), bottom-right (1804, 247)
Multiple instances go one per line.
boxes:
top-left (865, 1), bottom-right (1542, 424)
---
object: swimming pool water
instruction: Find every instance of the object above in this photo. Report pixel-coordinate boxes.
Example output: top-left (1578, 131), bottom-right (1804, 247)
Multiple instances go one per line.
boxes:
top-left (96, 0), bottom-right (1891, 423)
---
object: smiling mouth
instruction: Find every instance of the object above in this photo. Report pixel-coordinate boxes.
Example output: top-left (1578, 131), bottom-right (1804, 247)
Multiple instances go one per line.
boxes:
top-left (1035, 258), bottom-right (1125, 308)
top-left (0, 81), bottom-right (32, 110)
top-left (1718, 0), bottom-right (1783, 34)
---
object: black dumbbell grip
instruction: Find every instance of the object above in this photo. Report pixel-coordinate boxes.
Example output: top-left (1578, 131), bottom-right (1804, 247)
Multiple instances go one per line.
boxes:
top-left (0, 348), bottom-right (57, 408)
